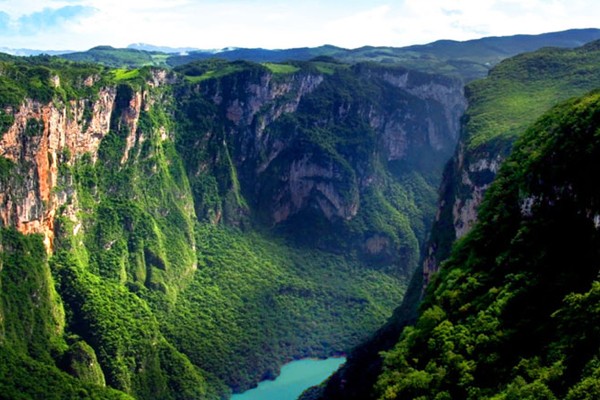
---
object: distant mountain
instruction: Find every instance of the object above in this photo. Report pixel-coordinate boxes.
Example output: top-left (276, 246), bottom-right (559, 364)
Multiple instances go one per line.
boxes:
top-left (54, 28), bottom-right (600, 80)
top-left (0, 47), bottom-right (73, 56)
top-left (167, 28), bottom-right (600, 81)
top-left (166, 44), bottom-right (346, 65)
top-left (60, 45), bottom-right (169, 68)
top-left (127, 43), bottom-right (200, 54)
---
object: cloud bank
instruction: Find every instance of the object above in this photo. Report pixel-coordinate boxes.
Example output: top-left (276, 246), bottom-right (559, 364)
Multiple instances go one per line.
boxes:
top-left (0, 0), bottom-right (597, 50)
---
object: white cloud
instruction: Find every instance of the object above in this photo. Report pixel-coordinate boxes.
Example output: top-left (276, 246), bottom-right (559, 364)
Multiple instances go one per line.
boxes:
top-left (0, 0), bottom-right (598, 50)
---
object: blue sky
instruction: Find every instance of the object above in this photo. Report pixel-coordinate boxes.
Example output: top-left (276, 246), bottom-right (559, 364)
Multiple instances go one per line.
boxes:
top-left (0, 0), bottom-right (598, 50)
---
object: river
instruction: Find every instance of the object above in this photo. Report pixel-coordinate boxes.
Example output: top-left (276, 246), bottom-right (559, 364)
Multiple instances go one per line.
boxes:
top-left (231, 357), bottom-right (346, 400)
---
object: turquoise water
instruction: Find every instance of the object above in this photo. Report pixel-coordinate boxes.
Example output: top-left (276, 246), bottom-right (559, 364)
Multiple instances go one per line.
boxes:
top-left (231, 357), bottom-right (346, 400)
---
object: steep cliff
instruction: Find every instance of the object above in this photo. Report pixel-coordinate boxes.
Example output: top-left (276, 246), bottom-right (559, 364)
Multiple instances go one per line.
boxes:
top-left (0, 55), bottom-right (466, 398)
top-left (423, 40), bottom-right (600, 286)
top-left (0, 58), bottom-right (218, 399)
top-left (165, 60), bottom-right (466, 390)
top-left (175, 61), bottom-right (466, 276)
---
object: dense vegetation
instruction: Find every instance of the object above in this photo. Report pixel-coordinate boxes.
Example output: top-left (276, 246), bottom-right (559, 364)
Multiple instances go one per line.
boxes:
top-left (464, 40), bottom-right (600, 150)
top-left (374, 90), bottom-right (600, 399)
top-left (310, 39), bottom-right (600, 400)
top-left (0, 228), bottom-right (133, 400)
top-left (61, 46), bottom-right (169, 69)
top-left (163, 60), bottom-right (457, 391)
top-left (0, 54), bottom-right (108, 108)
top-left (3, 32), bottom-right (600, 400)
top-left (173, 60), bottom-right (457, 277)
top-left (164, 224), bottom-right (403, 392)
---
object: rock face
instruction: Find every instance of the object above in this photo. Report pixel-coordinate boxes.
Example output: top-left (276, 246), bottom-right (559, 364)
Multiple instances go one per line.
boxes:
top-left (0, 88), bottom-right (117, 252)
top-left (177, 63), bottom-right (466, 270)
top-left (0, 71), bottom-right (177, 255)
top-left (422, 143), bottom-right (508, 286)
top-left (309, 39), bottom-right (600, 400)
top-left (370, 90), bottom-right (600, 400)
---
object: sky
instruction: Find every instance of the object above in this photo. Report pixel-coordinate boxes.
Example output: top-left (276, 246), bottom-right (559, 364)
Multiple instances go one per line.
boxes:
top-left (0, 0), bottom-right (598, 51)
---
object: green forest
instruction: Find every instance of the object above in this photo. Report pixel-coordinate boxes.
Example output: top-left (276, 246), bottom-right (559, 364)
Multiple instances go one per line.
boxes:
top-left (375, 89), bottom-right (600, 400)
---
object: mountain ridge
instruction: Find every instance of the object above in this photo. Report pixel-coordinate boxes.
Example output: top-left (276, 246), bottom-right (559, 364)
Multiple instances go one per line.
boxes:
top-left (51, 28), bottom-right (600, 81)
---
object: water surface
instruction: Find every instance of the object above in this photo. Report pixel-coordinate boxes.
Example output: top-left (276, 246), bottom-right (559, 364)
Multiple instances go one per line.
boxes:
top-left (231, 357), bottom-right (346, 400)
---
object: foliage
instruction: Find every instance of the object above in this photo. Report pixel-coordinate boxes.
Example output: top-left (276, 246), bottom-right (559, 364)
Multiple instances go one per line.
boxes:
top-left (0, 228), bottom-right (64, 362)
top-left (166, 29), bottom-right (600, 81)
top-left (0, 228), bottom-right (133, 399)
top-left (174, 59), bottom-right (263, 83)
top-left (51, 250), bottom-right (216, 400)
top-left (464, 43), bottom-right (600, 151)
top-left (174, 60), bottom-right (453, 276)
top-left (0, 51), bottom-right (461, 399)
top-left (0, 155), bottom-right (14, 183)
top-left (374, 91), bottom-right (600, 399)
top-left (0, 55), bottom-right (108, 108)
top-left (262, 62), bottom-right (301, 74)
top-left (160, 224), bottom-right (405, 392)
top-left (0, 346), bottom-right (133, 400)
top-left (422, 38), bottom-right (600, 325)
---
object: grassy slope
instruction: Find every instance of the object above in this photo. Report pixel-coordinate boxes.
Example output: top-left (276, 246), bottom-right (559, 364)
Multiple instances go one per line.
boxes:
top-left (61, 46), bottom-right (169, 69)
top-left (464, 41), bottom-right (600, 150)
top-left (375, 90), bottom-right (600, 400)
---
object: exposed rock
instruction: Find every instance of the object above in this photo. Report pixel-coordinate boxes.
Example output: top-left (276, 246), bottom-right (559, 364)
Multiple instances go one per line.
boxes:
top-left (0, 88), bottom-right (116, 252)
top-left (120, 90), bottom-right (143, 164)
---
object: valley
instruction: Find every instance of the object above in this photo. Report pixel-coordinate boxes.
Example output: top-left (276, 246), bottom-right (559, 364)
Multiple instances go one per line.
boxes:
top-left (0, 28), bottom-right (599, 400)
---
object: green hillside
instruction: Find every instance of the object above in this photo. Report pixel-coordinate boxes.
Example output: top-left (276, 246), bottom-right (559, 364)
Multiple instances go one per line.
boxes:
top-left (311, 39), bottom-right (600, 400)
top-left (58, 29), bottom-right (600, 81)
top-left (166, 28), bottom-right (600, 81)
top-left (4, 30), bottom-right (600, 400)
top-left (427, 40), bottom-right (600, 292)
top-left (375, 89), bottom-right (600, 399)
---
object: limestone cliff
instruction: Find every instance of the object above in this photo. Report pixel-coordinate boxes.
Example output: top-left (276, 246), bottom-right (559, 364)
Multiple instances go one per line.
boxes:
top-left (176, 62), bottom-right (466, 272)
top-left (0, 89), bottom-right (116, 252)
top-left (0, 57), bottom-right (468, 399)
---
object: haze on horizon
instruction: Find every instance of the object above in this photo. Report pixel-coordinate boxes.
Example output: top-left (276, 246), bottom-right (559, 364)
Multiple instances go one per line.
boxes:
top-left (0, 0), bottom-right (598, 51)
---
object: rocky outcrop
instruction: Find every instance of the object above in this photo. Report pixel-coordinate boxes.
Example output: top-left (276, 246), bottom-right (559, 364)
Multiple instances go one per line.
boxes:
top-left (271, 153), bottom-right (359, 224)
top-left (421, 40), bottom-right (600, 287)
top-left (380, 70), bottom-right (466, 153)
top-left (223, 73), bottom-right (324, 131)
top-left (421, 143), bottom-right (507, 286)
